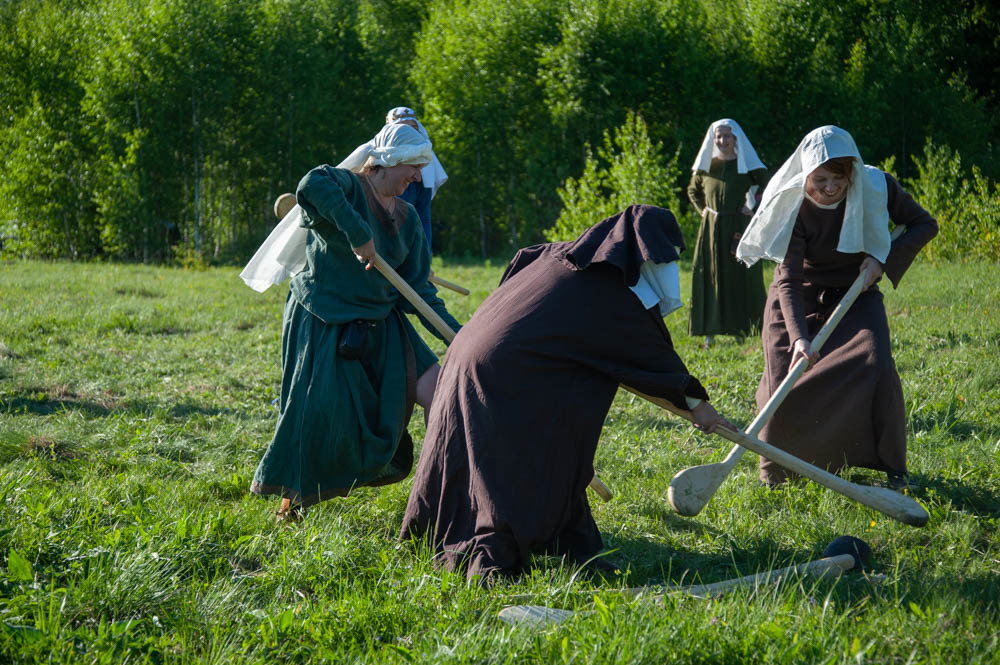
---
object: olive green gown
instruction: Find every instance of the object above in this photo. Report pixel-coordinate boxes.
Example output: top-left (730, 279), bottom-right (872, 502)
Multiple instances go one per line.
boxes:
top-left (687, 159), bottom-right (769, 337)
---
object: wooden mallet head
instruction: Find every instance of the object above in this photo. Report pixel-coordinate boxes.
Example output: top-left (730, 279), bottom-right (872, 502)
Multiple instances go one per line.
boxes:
top-left (274, 193), bottom-right (297, 219)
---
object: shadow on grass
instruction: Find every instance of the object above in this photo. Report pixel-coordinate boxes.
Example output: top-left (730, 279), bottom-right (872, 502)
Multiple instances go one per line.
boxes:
top-left (533, 534), bottom-right (850, 596)
top-left (913, 473), bottom-right (1000, 518)
top-left (613, 534), bottom-right (820, 588)
top-left (0, 389), bottom-right (254, 421)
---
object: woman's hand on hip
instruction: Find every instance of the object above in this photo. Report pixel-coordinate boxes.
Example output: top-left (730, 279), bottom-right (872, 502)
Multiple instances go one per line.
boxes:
top-left (860, 256), bottom-right (884, 289)
top-left (352, 239), bottom-right (376, 271)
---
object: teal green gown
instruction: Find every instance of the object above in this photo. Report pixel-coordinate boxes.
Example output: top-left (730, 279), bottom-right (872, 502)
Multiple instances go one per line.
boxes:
top-left (250, 166), bottom-right (460, 507)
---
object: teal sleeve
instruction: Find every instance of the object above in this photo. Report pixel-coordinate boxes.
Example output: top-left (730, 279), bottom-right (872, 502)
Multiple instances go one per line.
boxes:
top-left (296, 166), bottom-right (373, 249)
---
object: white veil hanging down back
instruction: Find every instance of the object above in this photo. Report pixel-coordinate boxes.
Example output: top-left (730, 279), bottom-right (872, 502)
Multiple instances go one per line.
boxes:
top-left (239, 124), bottom-right (433, 292)
top-left (691, 118), bottom-right (766, 210)
top-left (736, 125), bottom-right (890, 268)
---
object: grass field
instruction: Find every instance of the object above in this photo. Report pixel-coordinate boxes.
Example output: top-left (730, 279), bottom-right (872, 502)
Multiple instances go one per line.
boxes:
top-left (1, 257), bottom-right (998, 664)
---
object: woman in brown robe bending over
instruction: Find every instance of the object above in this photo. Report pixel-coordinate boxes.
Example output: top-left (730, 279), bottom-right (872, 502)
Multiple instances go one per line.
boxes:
top-left (401, 205), bottom-right (733, 582)
top-left (736, 125), bottom-right (937, 490)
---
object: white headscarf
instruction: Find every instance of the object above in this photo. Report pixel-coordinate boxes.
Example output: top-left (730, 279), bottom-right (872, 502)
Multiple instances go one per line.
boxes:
top-left (629, 260), bottom-right (683, 316)
top-left (736, 125), bottom-right (890, 267)
top-left (381, 106), bottom-right (449, 197)
top-left (691, 118), bottom-right (766, 211)
top-left (239, 124), bottom-right (433, 292)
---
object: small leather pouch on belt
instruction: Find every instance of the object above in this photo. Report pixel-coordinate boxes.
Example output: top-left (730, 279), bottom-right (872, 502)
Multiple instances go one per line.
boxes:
top-left (337, 319), bottom-right (375, 360)
top-left (816, 286), bottom-right (849, 307)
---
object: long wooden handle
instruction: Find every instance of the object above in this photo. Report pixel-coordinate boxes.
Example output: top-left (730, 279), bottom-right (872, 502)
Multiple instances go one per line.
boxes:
top-left (371, 253), bottom-right (457, 343)
top-left (628, 387), bottom-right (928, 526)
top-left (429, 274), bottom-right (470, 296)
top-left (719, 267), bottom-right (873, 467)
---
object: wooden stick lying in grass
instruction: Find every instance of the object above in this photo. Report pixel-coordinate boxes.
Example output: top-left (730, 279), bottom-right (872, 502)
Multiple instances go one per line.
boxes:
top-left (370, 252), bottom-right (613, 502)
top-left (667, 267), bottom-right (874, 516)
top-left (623, 386), bottom-right (928, 527)
top-left (500, 548), bottom-right (863, 626)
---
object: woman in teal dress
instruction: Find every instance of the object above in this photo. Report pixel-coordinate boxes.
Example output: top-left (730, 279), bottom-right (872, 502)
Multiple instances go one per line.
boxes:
top-left (687, 119), bottom-right (769, 347)
top-left (244, 123), bottom-right (461, 520)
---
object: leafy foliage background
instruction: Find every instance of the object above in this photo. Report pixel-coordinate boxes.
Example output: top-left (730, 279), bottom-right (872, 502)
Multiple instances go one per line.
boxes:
top-left (1, 0), bottom-right (998, 261)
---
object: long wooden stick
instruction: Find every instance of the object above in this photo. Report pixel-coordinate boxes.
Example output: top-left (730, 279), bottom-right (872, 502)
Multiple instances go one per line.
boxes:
top-left (370, 252), bottom-right (612, 502)
top-left (371, 253), bottom-right (457, 342)
top-left (499, 553), bottom-right (857, 626)
top-left (625, 386), bottom-right (928, 527)
top-left (429, 274), bottom-right (470, 296)
top-left (668, 267), bottom-right (873, 516)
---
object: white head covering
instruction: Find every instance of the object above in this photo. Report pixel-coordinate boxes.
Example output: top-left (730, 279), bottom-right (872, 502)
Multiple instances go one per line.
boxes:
top-left (381, 106), bottom-right (449, 197)
top-left (239, 124), bottom-right (433, 292)
top-left (629, 260), bottom-right (683, 316)
top-left (335, 122), bottom-right (435, 173)
top-left (691, 119), bottom-right (766, 210)
top-left (736, 125), bottom-right (890, 267)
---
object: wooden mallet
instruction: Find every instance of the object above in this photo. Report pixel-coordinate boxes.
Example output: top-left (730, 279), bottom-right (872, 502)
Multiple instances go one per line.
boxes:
top-left (499, 535), bottom-right (874, 626)
top-left (624, 386), bottom-right (928, 526)
top-left (668, 267), bottom-right (874, 516)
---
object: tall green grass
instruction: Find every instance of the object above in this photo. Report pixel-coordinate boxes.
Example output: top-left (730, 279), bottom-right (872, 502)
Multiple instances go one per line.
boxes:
top-left (1, 258), bottom-right (998, 664)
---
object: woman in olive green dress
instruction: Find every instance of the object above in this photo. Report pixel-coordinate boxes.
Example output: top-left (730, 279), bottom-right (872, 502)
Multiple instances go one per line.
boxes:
top-left (687, 119), bottom-right (769, 347)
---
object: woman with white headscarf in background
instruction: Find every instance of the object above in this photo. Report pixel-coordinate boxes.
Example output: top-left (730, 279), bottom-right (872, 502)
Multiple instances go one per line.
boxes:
top-left (687, 119), bottom-right (770, 348)
top-left (246, 122), bottom-right (462, 521)
top-left (737, 125), bottom-right (937, 490)
top-left (384, 107), bottom-right (448, 255)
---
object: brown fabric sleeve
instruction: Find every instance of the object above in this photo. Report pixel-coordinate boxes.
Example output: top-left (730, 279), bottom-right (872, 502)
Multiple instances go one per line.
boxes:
top-left (594, 305), bottom-right (710, 411)
top-left (774, 219), bottom-right (810, 345)
top-left (881, 173), bottom-right (938, 288)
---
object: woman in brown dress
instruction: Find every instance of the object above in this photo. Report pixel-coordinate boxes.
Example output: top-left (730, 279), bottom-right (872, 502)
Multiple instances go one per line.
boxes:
top-left (736, 125), bottom-right (937, 489)
top-left (401, 205), bottom-right (733, 581)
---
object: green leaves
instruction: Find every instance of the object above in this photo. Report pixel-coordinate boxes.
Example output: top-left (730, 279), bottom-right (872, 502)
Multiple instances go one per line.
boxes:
top-left (6, 548), bottom-right (33, 582)
top-left (547, 111), bottom-right (683, 242)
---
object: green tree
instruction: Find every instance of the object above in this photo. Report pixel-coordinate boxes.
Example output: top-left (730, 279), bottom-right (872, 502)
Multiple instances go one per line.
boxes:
top-left (412, 0), bottom-right (561, 256)
top-left (547, 111), bottom-right (684, 242)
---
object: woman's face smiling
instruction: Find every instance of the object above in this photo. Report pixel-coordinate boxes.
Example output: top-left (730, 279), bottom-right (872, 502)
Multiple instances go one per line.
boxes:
top-left (713, 125), bottom-right (736, 158)
top-left (805, 163), bottom-right (850, 205)
top-left (381, 163), bottom-right (424, 197)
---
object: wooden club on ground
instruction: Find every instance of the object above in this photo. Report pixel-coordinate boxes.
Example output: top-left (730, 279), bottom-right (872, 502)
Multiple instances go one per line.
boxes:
top-left (499, 536), bottom-right (874, 626)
